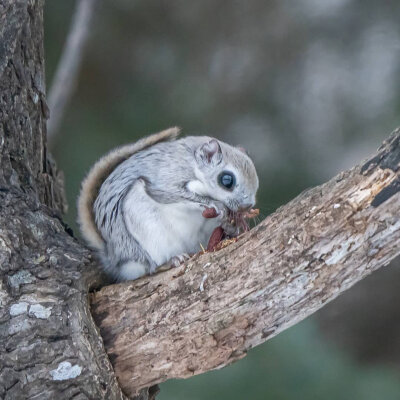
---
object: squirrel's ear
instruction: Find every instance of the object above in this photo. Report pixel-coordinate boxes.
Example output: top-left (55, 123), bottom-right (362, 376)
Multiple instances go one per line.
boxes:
top-left (237, 146), bottom-right (248, 155)
top-left (195, 139), bottom-right (222, 167)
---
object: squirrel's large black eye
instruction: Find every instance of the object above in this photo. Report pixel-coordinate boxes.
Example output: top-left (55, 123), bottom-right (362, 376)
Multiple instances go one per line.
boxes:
top-left (218, 171), bottom-right (236, 190)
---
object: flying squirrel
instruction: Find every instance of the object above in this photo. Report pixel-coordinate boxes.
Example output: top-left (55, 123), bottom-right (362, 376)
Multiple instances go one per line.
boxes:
top-left (77, 127), bottom-right (259, 281)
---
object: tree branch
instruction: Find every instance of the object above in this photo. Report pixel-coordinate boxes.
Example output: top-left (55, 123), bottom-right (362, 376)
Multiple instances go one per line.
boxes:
top-left (47, 0), bottom-right (96, 142)
top-left (91, 130), bottom-right (400, 397)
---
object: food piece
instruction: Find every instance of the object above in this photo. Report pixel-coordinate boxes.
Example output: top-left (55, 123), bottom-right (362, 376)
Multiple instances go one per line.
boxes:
top-left (202, 207), bottom-right (218, 218)
top-left (204, 208), bottom-right (260, 253)
top-left (213, 237), bottom-right (238, 251)
top-left (245, 208), bottom-right (259, 218)
top-left (207, 226), bottom-right (224, 251)
top-left (223, 207), bottom-right (261, 233)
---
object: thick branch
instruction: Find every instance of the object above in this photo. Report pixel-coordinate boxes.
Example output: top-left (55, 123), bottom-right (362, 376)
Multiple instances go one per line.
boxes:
top-left (91, 130), bottom-right (400, 397)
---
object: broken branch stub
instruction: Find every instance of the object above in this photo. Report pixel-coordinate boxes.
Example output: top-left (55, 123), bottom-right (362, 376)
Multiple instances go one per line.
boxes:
top-left (90, 130), bottom-right (400, 397)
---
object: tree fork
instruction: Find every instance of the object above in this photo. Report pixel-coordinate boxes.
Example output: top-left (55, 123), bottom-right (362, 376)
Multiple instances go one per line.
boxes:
top-left (91, 131), bottom-right (400, 397)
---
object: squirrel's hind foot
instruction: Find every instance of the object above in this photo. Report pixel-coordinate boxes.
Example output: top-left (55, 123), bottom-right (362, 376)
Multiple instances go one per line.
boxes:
top-left (156, 253), bottom-right (191, 273)
top-left (169, 253), bottom-right (191, 268)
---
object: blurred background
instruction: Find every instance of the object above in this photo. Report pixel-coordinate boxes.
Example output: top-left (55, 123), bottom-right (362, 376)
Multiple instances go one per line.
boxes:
top-left (45, 1), bottom-right (400, 399)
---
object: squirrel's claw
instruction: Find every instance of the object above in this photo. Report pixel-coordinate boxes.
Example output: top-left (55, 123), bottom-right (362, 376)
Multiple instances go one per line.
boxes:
top-left (169, 253), bottom-right (190, 268)
top-left (156, 253), bottom-right (190, 273)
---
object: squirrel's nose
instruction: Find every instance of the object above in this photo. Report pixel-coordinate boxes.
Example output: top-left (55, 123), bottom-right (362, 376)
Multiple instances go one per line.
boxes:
top-left (238, 203), bottom-right (254, 212)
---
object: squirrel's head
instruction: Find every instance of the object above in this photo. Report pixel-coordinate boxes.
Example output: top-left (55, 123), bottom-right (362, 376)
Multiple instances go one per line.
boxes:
top-left (192, 138), bottom-right (259, 212)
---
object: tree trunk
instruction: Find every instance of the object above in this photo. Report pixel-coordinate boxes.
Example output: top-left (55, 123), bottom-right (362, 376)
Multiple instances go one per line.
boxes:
top-left (1, 1), bottom-right (400, 400)
top-left (0, 1), bottom-right (128, 399)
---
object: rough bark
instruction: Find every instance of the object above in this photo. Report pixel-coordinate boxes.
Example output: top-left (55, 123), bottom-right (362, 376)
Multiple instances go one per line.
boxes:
top-left (91, 131), bottom-right (400, 397)
top-left (0, 1), bottom-right (128, 399)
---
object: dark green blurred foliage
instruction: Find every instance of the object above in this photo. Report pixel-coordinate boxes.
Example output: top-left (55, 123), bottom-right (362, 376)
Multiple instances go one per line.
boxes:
top-left (44, 1), bottom-right (400, 399)
top-left (161, 321), bottom-right (400, 400)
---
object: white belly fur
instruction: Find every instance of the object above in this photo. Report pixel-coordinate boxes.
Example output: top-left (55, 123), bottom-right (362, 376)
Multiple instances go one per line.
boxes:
top-left (123, 181), bottom-right (221, 267)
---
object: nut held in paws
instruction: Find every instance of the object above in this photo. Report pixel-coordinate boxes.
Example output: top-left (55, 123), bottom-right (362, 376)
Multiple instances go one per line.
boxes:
top-left (202, 207), bottom-right (218, 218)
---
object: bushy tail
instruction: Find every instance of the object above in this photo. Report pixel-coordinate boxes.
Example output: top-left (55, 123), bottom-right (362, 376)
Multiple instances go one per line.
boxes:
top-left (77, 127), bottom-right (181, 250)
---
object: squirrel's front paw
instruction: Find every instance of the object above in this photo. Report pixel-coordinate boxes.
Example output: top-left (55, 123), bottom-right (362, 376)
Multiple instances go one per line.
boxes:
top-left (202, 201), bottom-right (227, 220)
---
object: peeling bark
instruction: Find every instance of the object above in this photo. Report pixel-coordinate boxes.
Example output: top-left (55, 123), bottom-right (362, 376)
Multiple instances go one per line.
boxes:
top-left (91, 132), bottom-right (400, 397)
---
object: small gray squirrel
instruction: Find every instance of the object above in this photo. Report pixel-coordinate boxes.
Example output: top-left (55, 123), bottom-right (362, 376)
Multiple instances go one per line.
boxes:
top-left (77, 127), bottom-right (259, 281)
